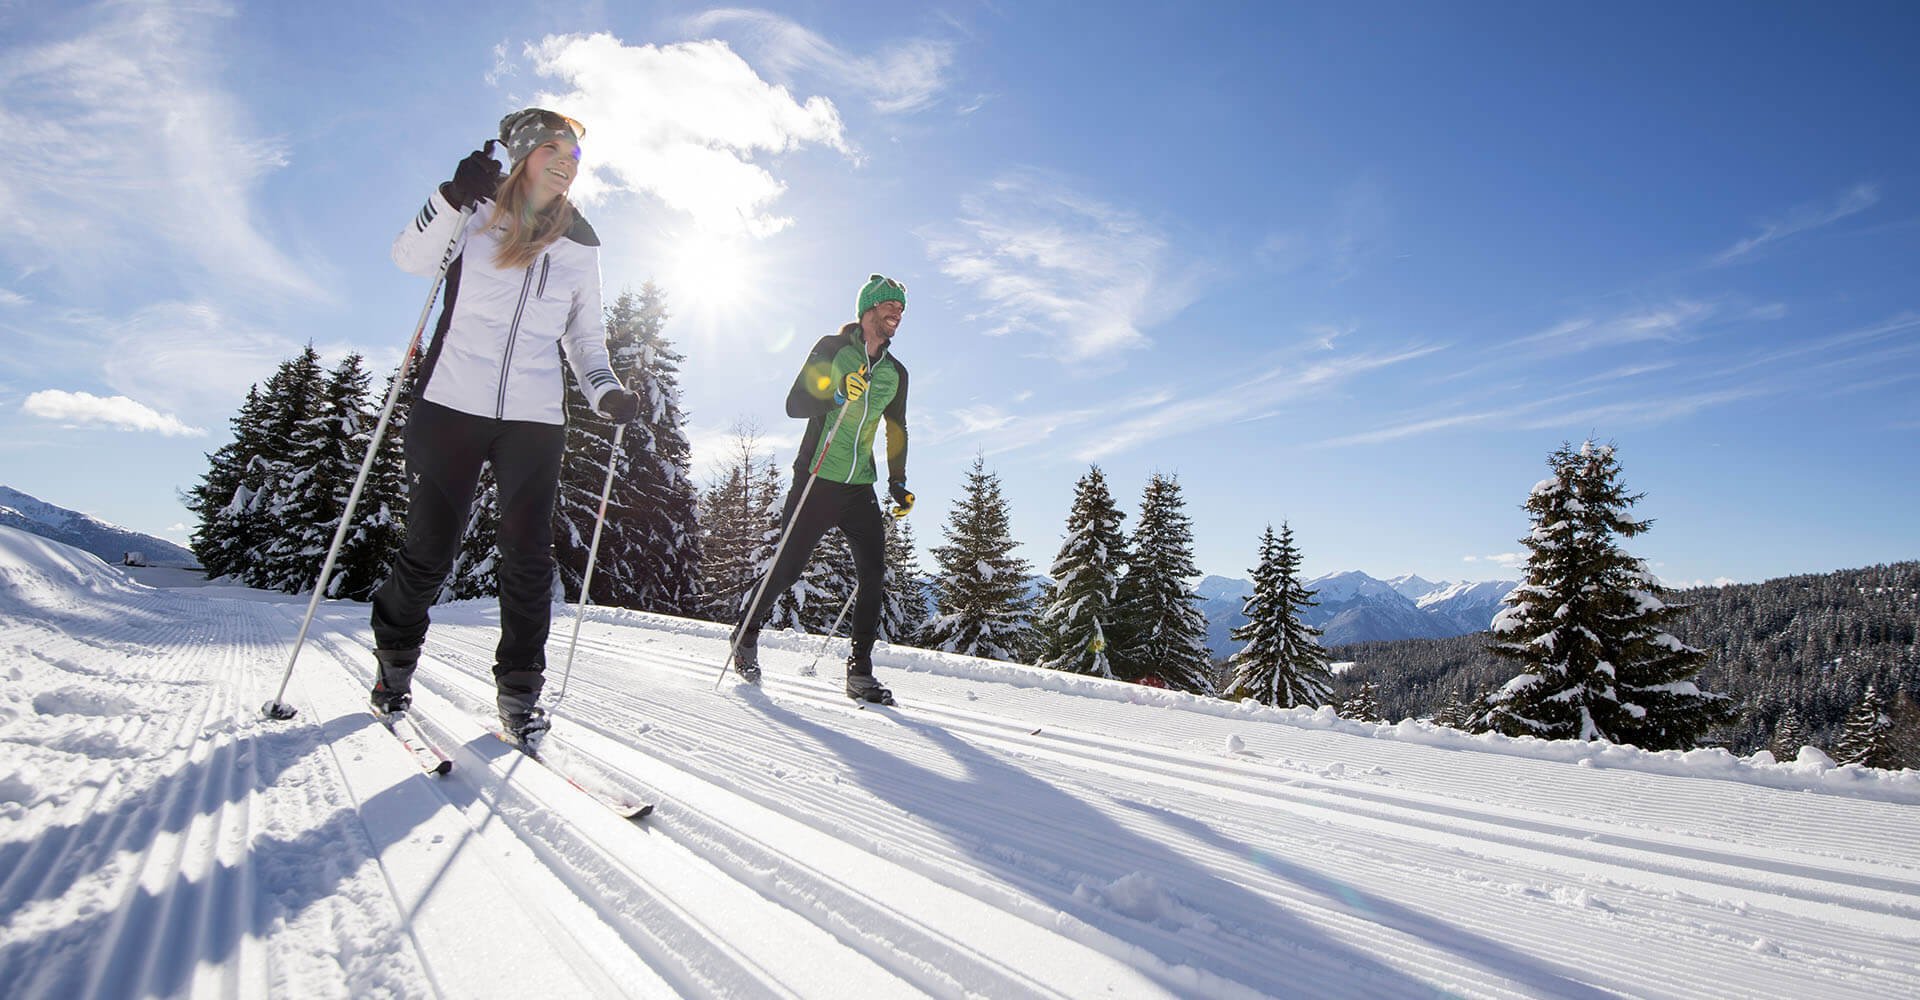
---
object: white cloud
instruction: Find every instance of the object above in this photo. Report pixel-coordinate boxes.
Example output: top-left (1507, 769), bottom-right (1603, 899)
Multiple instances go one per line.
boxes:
top-left (524, 32), bottom-right (850, 237)
top-left (1078, 344), bottom-right (1441, 461)
top-left (927, 171), bottom-right (1196, 365)
top-left (1510, 301), bottom-right (1715, 356)
top-left (96, 301), bottom-right (321, 422)
top-left (0, 0), bottom-right (317, 297)
top-left (685, 9), bottom-right (954, 114)
top-left (486, 41), bottom-right (516, 86)
top-left (23, 390), bottom-right (205, 436)
top-left (1712, 183), bottom-right (1880, 265)
top-left (0, 288), bottom-right (27, 306)
top-left (1465, 553), bottom-right (1527, 569)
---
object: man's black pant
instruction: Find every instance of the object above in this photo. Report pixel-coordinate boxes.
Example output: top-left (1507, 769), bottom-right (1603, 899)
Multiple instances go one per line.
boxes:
top-left (371, 400), bottom-right (565, 701)
top-left (739, 479), bottom-right (887, 657)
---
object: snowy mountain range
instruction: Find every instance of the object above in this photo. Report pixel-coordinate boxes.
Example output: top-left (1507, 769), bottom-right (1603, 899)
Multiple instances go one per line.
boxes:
top-left (0, 485), bottom-right (197, 568)
top-left (1195, 570), bottom-right (1517, 656)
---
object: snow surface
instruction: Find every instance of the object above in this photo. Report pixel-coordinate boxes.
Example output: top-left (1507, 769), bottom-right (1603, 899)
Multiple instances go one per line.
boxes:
top-left (3, 524), bottom-right (1919, 999)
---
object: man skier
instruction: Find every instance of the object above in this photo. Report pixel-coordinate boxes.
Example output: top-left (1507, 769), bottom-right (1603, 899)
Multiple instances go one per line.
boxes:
top-left (731, 274), bottom-right (913, 704)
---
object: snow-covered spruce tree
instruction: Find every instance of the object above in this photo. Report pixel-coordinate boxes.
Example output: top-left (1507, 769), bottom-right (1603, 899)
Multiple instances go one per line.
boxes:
top-left (240, 345), bottom-right (326, 591)
top-left (773, 527), bottom-right (857, 634)
top-left (698, 425), bottom-right (775, 624)
top-left (1340, 680), bottom-right (1384, 722)
top-left (1431, 689), bottom-right (1472, 730)
top-left (1766, 705), bottom-right (1812, 761)
top-left (324, 362), bottom-right (411, 600)
top-left (1113, 474), bottom-right (1215, 695)
top-left (258, 354), bottom-right (387, 596)
top-left (1225, 522), bottom-right (1333, 707)
top-left (1035, 465), bottom-right (1129, 678)
top-left (1834, 684), bottom-right (1900, 769)
top-left (555, 285), bottom-right (702, 613)
top-left (442, 467), bottom-right (500, 601)
top-left (881, 514), bottom-right (931, 646)
top-left (925, 455), bottom-right (1033, 659)
top-left (188, 385), bottom-right (273, 580)
top-left (1486, 440), bottom-right (1733, 748)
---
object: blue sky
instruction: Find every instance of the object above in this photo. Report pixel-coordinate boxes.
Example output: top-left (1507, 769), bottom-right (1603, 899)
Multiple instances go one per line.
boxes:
top-left (2, 0), bottom-right (1916, 588)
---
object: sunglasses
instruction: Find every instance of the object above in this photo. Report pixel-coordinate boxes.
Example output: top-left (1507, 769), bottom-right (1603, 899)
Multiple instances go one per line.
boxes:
top-left (869, 274), bottom-right (905, 293)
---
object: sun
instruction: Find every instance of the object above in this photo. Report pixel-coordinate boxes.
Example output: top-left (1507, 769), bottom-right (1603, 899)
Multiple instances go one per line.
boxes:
top-left (660, 230), bottom-right (761, 332)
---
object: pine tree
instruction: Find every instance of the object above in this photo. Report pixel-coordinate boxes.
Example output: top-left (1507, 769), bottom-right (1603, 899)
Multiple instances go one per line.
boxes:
top-left (259, 354), bottom-right (374, 595)
top-left (1834, 684), bottom-right (1900, 769)
top-left (188, 385), bottom-right (273, 580)
top-left (1113, 474), bottom-right (1214, 695)
top-left (443, 467), bottom-right (500, 601)
top-left (698, 424), bottom-right (775, 624)
top-left (241, 345), bottom-right (326, 591)
top-left (925, 455), bottom-right (1033, 659)
top-left (1486, 441), bottom-right (1733, 748)
top-left (1431, 689), bottom-right (1471, 730)
top-left (1225, 523), bottom-right (1333, 707)
top-left (1767, 706), bottom-right (1812, 762)
top-left (326, 362), bottom-right (411, 600)
top-left (881, 514), bottom-right (930, 646)
top-left (775, 527), bottom-right (857, 634)
top-left (1035, 465), bottom-right (1129, 677)
top-left (555, 285), bottom-right (703, 613)
top-left (1340, 680), bottom-right (1384, 722)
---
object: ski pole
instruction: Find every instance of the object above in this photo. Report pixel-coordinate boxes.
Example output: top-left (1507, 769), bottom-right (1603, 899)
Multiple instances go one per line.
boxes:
top-left (714, 351), bottom-right (885, 689)
top-left (262, 201), bottom-right (476, 721)
top-left (801, 589), bottom-right (857, 677)
top-left (549, 423), bottom-right (625, 712)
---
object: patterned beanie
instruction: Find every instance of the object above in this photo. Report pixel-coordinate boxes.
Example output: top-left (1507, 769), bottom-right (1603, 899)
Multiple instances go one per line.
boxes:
top-left (498, 108), bottom-right (586, 164)
top-left (856, 274), bottom-right (907, 318)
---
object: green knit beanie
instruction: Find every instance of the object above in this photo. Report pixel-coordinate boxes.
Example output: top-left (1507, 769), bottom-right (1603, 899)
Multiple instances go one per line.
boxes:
top-left (856, 274), bottom-right (907, 318)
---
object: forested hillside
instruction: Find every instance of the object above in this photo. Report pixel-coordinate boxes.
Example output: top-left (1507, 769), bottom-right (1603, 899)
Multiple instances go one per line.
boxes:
top-left (1333, 561), bottom-right (1920, 761)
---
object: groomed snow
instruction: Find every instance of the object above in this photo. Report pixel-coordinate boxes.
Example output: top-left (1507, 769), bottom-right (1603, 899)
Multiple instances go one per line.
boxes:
top-left (3, 524), bottom-right (1917, 998)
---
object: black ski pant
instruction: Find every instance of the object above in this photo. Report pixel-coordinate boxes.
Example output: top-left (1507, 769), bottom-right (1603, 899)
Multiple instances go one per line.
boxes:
top-left (738, 479), bottom-right (887, 665)
top-left (370, 400), bottom-right (566, 706)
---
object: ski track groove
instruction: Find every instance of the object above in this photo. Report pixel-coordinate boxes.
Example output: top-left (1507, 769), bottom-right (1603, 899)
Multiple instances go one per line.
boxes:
top-left (307, 624), bottom-right (902, 999)
top-left (417, 629), bottom-right (1613, 997)
top-left (432, 621), bottom-right (1920, 1000)
top-left (9, 570), bottom-right (1918, 1000)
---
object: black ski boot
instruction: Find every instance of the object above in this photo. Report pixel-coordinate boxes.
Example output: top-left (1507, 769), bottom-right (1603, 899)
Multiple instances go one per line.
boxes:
top-left (844, 638), bottom-right (892, 704)
top-left (502, 707), bottom-right (551, 750)
top-left (369, 648), bottom-right (419, 715)
top-left (731, 628), bottom-right (762, 684)
top-left (497, 667), bottom-right (549, 750)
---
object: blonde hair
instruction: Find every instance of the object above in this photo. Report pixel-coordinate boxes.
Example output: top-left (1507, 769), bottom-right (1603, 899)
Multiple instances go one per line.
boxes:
top-left (487, 153), bottom-right (576, 271)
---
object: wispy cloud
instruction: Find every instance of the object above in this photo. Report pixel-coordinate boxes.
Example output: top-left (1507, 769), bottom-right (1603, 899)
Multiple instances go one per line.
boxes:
top-left (22, 390), bottom-right (204, 437)
top-left (1077, 344), bottom-right (1441, 460)
top-left (1509, 301), bottom-right (1715, 357)
top-left (686, 9), bottom-right (954, 114)
top-left (0, 288), bottom-right (27, 307)
top-left (522, 32), bottom-right (850, 237)
top-left (1465, 553), bottom-right (1526, 570)
top-left (1711, 183), bottom-right (1880, 265)
top-left (1518, 388), bottom-right (1767, 431)
top-left (927, 171), bottom-right (1199, 365)
top-left (0, 0), bottom-right (317, 297)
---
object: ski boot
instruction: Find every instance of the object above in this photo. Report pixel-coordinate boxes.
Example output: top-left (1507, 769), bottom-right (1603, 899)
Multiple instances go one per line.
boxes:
top-left (731, 628), bottom-right (762, 684)
top-left (845, 671), bottom-right (894, 706)
top-left (845, 640), bottom-right (892, 705)
top-left (501, 706), bottom-right (551, 753)
top-left (369, 648), bottom-right (418, 716)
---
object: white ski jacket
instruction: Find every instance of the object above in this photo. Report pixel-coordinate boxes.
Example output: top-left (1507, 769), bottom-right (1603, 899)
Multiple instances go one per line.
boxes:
top-left (394, 187), bottom-right (620, 425)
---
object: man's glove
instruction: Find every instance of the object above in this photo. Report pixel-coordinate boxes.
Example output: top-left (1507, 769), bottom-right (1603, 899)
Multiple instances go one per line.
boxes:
top-left (597, 388), bottom-right (641, 424)
top-left (888, 480), bottom-right (914, 518)
top-left (833, 368), bottom-right (868, 406)
top-left (445, 148), bottom-right (501, 210)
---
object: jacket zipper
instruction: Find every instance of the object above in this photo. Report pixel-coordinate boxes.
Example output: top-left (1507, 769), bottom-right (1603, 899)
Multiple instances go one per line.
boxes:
top-left (536, 253), bottom-right (550, 297)
top-left (842, 346), bottom-right (889, 483)
top-left (496, 262), bottom-right (537, 418)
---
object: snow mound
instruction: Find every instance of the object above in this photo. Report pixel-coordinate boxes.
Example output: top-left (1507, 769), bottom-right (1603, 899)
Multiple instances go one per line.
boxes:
top-left (0, 525), bottom-right (146, 607)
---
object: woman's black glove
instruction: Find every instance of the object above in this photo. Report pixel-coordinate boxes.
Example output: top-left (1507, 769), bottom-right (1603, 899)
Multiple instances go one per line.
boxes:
top-left (598, 388), bottom-right (641, 424)
top-left (444, 148), bottom-right (501, 210)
